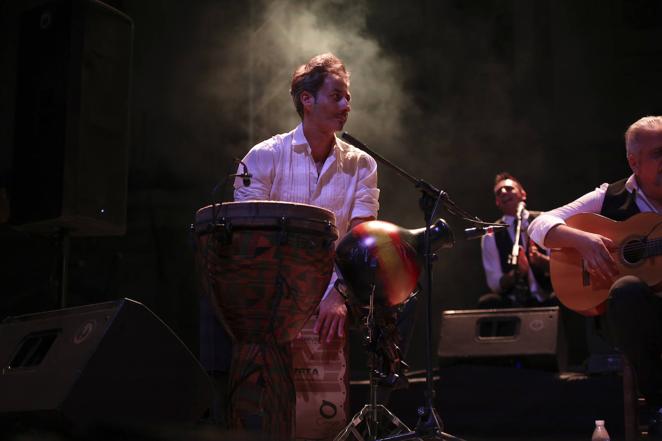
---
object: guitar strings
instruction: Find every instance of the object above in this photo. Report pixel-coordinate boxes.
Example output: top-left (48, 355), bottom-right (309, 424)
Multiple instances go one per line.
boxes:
top-left (620, 237), bottom-right (662, 257)
top-left (642, 220), bottom-right (662, 242)
top-left (620, 220), bottom-right (662, 255)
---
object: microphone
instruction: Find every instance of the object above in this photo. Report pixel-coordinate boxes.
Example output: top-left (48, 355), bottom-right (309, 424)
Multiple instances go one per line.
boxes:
top-left (463, 224), bottom-right (507, 240)
top-left (239, 163), bottom-right (252, 187)
top-left (230, 161), bottom-right (252, 187)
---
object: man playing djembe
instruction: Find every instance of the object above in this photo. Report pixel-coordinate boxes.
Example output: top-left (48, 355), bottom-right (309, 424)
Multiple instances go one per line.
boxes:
top-left (229, 53), bottom-right (380, 439)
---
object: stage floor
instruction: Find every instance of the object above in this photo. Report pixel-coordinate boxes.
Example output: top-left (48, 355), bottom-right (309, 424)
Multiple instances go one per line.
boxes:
top-left (1, 364), bottom-right (632, 441)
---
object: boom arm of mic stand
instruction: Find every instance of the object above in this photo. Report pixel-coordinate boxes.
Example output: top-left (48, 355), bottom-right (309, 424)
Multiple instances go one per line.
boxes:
top-left (342, 132), bottom-right (489, 227)
top-left (341, 132), bottom-right (418, 186)
top-left (341, 132), bottom-right (456, 220)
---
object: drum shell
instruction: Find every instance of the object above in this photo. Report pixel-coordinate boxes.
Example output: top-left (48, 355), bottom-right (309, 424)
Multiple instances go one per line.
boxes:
top-left (194, 202), bottom-right (338, 344)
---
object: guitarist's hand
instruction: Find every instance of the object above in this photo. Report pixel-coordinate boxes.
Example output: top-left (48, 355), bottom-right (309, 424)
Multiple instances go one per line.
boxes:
top-left (528, 242), bottom-right (550, 271)
top-left (574, 232), bottom-right (618, 282)
top-left (516, 246), bottom-right (530, 275)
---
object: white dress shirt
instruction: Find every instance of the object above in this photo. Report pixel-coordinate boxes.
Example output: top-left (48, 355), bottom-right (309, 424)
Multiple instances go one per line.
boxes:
top-left (234, 123), bottom-right (380, 298)
top-left (528, 175), bottom-right (661, 247)
top-left (481, 210), bottom-right (545, 299)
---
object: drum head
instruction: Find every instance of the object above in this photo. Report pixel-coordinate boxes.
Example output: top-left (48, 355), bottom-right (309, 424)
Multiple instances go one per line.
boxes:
top-left (195, 201), bottom-right (338, 239)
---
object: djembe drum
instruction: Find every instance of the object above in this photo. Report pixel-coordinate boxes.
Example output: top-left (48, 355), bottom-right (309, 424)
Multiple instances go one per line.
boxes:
top-left (194, 201), bottom-right (338, 440)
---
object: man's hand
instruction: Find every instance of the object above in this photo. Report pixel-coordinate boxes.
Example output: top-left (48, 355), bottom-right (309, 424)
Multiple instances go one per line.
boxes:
top-left (516, 245), bottom-right (530, 275)
top-left (312, 215), bottom-right (372, 343)
top-left (544, 224), bottom-right (618, 282)
top-left (313, 288), bottom-right (347, 343)
top-left (528, 241), bottom-right (550, 271)
top-left (573, 231), bottom-right (618, 281)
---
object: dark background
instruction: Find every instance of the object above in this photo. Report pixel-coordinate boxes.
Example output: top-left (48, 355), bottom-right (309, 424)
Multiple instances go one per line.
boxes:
top-left (1, 0), bottom-right (661, 372)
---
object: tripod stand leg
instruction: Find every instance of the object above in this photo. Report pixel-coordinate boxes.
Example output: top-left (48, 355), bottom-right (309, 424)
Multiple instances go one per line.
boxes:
top-left (375, 404), bottom-right (466, 441)
top-left (334, 405), bottom-right (413, 441)
top-left (334, 281), bottom-right (416, 441)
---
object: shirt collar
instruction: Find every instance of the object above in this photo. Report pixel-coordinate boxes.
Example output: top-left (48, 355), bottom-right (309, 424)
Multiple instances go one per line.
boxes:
top-left (291, 123), bottom-right (341, 159)
top-left (626, 173), bottom-right (661, 213)
top-left (292, 123), bottom-right (308, 151)
top-left (625, 174), bottom-right (638, 193)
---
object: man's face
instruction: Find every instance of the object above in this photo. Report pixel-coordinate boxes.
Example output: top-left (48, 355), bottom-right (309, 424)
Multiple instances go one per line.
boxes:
top-left (302, 74), bottom-right (351, 133)
top-left (494, 179), bottom-right (526, 216)
top-left (629, 129), bottom-right (662, 204)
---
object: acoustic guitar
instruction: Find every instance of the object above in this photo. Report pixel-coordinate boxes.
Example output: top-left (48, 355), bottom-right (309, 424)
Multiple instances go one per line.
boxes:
top-left (550, 212), bottom-right (662, 316)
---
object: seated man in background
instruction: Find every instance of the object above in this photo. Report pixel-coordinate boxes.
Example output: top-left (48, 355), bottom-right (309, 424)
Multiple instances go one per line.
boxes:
top-left (528, 116), bottom-right (662, 431)
top-left (479, 172), bottom-right (556, 308)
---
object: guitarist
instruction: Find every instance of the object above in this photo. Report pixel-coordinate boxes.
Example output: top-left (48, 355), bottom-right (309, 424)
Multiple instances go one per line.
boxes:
top-left (528, 116), bottom-right (662, 429)
top-left (479, 172), bottom-right (556, 308)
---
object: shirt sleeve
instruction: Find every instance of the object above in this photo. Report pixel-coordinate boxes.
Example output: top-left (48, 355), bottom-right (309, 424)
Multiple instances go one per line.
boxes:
top-left (527, 184), bottom-right (608, 247)
top-left (233, 141), bottom-right (277, 201)
top-left (320, 268), bottom-right (339, 301)
top-left (350, 154), bottom-right (380, 221)
top-left (481, 232), bottom-right (504, 293)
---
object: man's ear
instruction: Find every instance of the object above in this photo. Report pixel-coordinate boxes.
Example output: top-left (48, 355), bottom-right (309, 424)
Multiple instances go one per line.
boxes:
top-left (300, 91), bottom-right (315, 113)
top-left (521, 190), bottom-right (527, 201)
top-left (627, 152), bottom-right (638, 174)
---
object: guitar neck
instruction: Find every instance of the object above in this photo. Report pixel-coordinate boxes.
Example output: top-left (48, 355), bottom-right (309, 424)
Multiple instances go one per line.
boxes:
top-left (622, 236), bottom-right (662, 262)
top-left (645, 237), bottom-right (662, 257)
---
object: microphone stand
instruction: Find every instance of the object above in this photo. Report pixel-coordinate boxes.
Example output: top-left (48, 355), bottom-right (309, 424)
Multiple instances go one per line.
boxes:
top-left (508, 202), bottom-right (526, 267)
top-left (508, 202), bottom-right (529, 305)
top-left (341, 133), bottom-right (473, 441)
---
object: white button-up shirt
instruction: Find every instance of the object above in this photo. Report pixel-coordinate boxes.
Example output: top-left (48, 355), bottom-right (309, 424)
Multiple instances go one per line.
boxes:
top-left (528, 175), bottom-right (661, 247)
top-left (234, 123), bottom-right (380, 297)
top-left (481, 210), bottom-right (545, 299)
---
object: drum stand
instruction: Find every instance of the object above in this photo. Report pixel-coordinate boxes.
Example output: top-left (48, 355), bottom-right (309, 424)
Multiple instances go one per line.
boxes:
top-left (334, 284), bottom-right (413, 441)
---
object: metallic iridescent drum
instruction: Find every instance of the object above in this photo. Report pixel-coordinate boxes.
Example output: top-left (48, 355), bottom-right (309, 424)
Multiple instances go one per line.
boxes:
top-left (194, 201), bottom-right (338, 440)
top-left (335, 219), bottom-right (453, 307)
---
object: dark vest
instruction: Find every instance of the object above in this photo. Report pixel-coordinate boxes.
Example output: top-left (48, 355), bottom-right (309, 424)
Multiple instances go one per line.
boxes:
top-left (600, 178), bottom-right (640, 221)
top-left (493, 211), bottom-right (553, 294)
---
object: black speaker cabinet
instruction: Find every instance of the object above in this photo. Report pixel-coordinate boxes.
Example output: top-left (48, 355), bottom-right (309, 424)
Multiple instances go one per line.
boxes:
top-left (9, 0), bottom-right (132, 236)
top-left (0, 298), bottom-right (212, 431)
top-left (437, 306), bottom-right (567, 371)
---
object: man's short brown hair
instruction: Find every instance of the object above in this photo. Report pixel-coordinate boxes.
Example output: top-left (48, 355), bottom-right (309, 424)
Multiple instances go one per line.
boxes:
top-left (290, 53), bottom-right (350, 119)
top-left (494, 171), bottom-right (524, 192)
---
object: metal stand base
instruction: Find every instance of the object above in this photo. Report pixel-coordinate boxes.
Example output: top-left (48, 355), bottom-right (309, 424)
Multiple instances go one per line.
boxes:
top-left (335, 282), bottom-right (419, 441)
top-left (378, 405), bottom-right (465, 441)
top-left (334, 404), bottom-right (417, 441)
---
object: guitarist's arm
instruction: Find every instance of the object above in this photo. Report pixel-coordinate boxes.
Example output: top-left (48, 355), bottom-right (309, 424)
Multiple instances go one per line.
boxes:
top-left (498, 246), bottom-right (530, 292)
top-left (527, 183), bottom-right (617, 282)
top-left (528, 241), bottom-right (550, 275)
top-left (542, 224), bottom-right (618, 282)
top-left (481, 230), bottom-right (529, 293)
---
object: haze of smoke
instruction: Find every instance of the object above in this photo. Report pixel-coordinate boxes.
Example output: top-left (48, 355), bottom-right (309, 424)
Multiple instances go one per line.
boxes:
top-left (194, 0), bottom-right (412, 155)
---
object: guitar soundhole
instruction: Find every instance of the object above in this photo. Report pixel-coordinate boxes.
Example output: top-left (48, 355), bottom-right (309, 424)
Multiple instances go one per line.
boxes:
top-left (622, 239), bottom-right (646, 265)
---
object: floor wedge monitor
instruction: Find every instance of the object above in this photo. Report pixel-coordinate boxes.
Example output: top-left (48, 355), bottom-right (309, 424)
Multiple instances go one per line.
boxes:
top-left (437, 306), bottom-right (567, 371)
top-left (0, 298), bottom-right (212, 432)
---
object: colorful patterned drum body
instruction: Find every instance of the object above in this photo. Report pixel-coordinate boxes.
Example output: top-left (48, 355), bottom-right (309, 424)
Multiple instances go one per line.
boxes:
top-left (194, 201), bottom-right (338, 440)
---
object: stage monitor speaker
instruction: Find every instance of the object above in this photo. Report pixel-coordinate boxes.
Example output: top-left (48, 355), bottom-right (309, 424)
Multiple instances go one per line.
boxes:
top-left (9, 0), bottom-right (133, 236)
top-left (437, 306), bottom-right (567, 371)
top-left (0, 298), bottom-right (212, 432)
